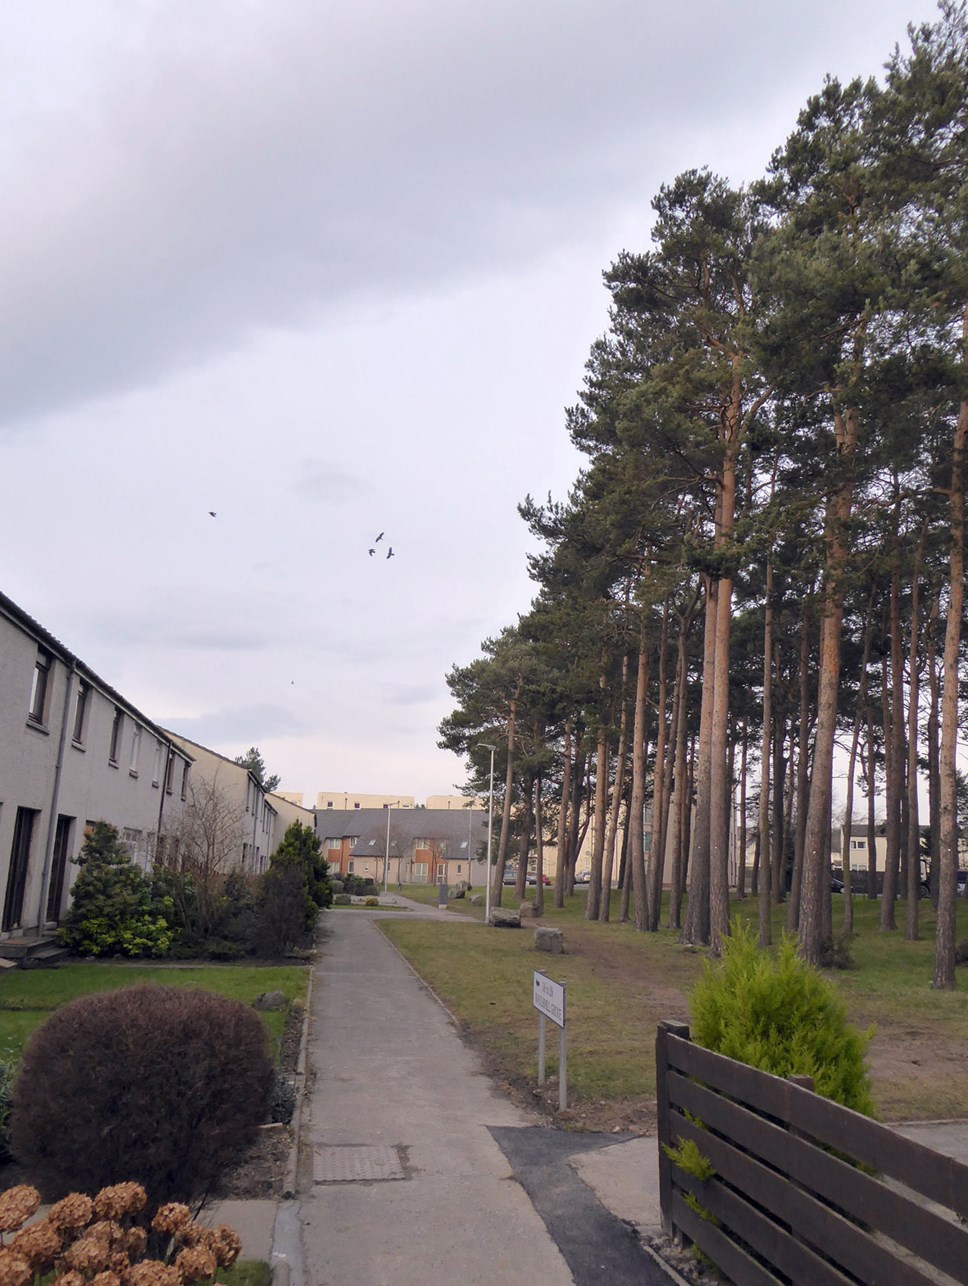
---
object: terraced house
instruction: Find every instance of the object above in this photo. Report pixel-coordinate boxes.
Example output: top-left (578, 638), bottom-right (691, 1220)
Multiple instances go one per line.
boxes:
top-left (0, 591), bottom-right (192, 935)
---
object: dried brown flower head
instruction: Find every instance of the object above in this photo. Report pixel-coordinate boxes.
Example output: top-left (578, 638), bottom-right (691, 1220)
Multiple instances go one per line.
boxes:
top-left (149, 1203), bottom-right (192, 1237)
top-left (173, 1245), bottom-right (217, 1282)
top-left (0, 1247), bottom-right (32, 1286)
top-left (0, 1186), bottom-right (41, 1234)
top-left (87, 1220), bottom-right (125, 1248)
top-left (124, 1261), bottom-right (182, 1286)
top-left (91, 1273), bottom-right (122, 1286)
top-left (93, 1183), bottom-right (147, 1220)
top-left (9, 1217), bottom-right (62, 1266)
top-left (51, 1271), bottom-right (86, 1286)
top-left (125, 1226), bottom-right (148, 1257)
top-left (65, 1234), bottom-right (112, 1273)
top-left (209, 1226), bottom-right (242, 1269)
top-left (48, 1193), bottom-right (94, 1231)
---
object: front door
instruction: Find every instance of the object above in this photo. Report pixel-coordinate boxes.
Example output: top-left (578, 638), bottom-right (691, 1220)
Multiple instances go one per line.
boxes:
top-left (4, 807), bottom-right (37, 932)
top-left (46, 815), bottom-right (74, 923)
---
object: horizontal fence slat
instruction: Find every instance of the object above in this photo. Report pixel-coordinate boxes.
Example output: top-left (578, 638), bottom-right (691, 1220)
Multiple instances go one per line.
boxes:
top-left (674, 1114), bottom-right (940, 1286)
top-left (676, 1167), bottom-right (856, 1286)
top-left (666, 1033), bottom-right (968, 1220)
top-left (668, 1072), bottom-right (968, 1282)
top-left (671, 1190), bottom-right (781, 1286)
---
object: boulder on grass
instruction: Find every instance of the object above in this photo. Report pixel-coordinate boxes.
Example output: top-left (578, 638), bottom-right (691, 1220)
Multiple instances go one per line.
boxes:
top-left (520, 900), bottom-right (543, 920)
top-left (489, 908), bottom-right (521, 928)
top-left (469, 894), bottom-right (484, 906)
top-left (535, 927), bottom-right (564, 955)
top-left (252, 990), bottom-right (289, 1011)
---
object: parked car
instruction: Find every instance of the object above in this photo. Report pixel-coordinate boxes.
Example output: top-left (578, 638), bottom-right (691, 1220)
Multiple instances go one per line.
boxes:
top-left (502, 870), bottom-right (519, 885)
top-left (575, 870), bottom-right (591, 884)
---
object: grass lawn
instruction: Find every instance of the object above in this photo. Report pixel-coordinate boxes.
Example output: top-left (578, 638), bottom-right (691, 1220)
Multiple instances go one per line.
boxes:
top-left (0, 963), bottom-right (309, 1062)
top-left (380, 889), bottom-right (968, 1128)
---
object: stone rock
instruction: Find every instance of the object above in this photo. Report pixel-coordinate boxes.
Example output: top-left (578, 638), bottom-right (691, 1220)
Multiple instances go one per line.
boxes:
top-left (252, 990), bottom-right (289, 1011)
top-left (488, 908), bottom-right (521, 928)
top-left (519, 900), bottom-right (543, 919)
top-left (535, 927), bottom-right (564, 955)
top-left (469, 894), bottom-right (484, 906)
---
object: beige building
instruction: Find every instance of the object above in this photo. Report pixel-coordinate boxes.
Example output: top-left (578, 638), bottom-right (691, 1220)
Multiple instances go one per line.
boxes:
top-left (316, 791), bottom-right (415, 812)
top-left (165, 733), bottom-right (314, 875)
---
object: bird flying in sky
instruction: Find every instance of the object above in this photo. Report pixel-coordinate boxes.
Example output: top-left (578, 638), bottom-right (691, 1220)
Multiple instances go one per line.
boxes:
top-left (208, 511), bottom-right (216, 517)
top-left (387, 547), bottom-right (395, 559)
top-left (375, 532), bottom-right (384, 543)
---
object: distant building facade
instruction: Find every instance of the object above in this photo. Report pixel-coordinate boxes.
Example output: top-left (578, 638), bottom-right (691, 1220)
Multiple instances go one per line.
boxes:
top-left (315, 807), bottom-right (488, 886)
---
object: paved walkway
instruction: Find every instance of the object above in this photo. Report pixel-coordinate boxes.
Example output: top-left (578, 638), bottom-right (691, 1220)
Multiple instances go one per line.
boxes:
top-left (290, 903), bottom-right (672, 1285)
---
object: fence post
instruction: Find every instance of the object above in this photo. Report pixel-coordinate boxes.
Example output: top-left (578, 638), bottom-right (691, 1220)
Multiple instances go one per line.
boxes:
top-left (656, 1020), bottom-right (691, 1240)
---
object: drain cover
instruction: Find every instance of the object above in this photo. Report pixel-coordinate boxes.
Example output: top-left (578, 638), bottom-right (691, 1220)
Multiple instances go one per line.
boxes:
top-left (314, 1145), bottom-right (406, 1183)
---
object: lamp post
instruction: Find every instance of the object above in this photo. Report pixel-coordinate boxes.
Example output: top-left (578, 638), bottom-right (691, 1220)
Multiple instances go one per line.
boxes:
top-left (479, 744), bottom-right (497, 922)
top-left (384, 801), bottom-right (400, 895)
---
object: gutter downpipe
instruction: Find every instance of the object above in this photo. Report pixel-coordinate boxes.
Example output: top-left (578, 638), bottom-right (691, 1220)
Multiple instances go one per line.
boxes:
top-left (36, 658), bottom-right (76, 938)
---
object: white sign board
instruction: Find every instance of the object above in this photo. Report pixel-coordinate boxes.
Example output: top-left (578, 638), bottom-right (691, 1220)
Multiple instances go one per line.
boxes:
top-left (533, 971), bottom-right (566, 1027)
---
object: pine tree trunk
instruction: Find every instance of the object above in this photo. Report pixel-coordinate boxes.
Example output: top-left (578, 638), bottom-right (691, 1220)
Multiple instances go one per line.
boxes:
top-left (628, 617), bottom-right (651, 931)
top-left (667, 627), bottom-right (690, 931)
top-left (934, 319), bottom-right (967, 989)
top-left (683, 579), bottom-right (716, 945)
top-left (866, 708), bottom-right (878, 899)
top-left (758, 557), bottom-right (774, 947)
top-left (491, 696), bottom-right (518, 908)
top-left (926, 595), bottom-right (941, 904)
top-left (737, 724), bottom-right (748, 900)
top-left (554, 720), bottom-right (572, 910)
top-left (787, 608), bottom-right (813, 932)
top-left (600, 656), bottom-right (630, 923)
top-left (585, 719), bottom-right (609, 921)
top-left (647, 600), bottom-right (672, 929)
top-left (906, 539), bottom-right (924, 941)
top-left (534, 773), bottom-right (544, 915)
top-left (800, 403), bottom-right (859, 965)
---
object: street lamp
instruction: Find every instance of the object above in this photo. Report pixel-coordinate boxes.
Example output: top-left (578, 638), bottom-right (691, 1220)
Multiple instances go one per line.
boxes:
top-left (479, 744), bottom-right (497, 922)
top-left (384, 801), bottom-right (400, 895)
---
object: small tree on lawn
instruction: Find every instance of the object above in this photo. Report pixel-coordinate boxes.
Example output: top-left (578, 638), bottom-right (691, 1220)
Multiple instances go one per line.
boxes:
top-left (158, 775), bottom-right (246, 939)
top-left (257, 822), bottom-right (331, 955)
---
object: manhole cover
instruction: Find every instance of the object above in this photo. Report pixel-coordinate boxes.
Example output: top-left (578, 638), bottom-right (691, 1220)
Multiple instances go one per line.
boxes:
top-left (314, 1145), bottom-right (407, 1183)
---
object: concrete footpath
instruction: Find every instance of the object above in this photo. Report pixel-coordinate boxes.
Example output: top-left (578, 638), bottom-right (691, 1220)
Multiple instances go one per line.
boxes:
top-left (284, 900), bottom-right (673, 1285)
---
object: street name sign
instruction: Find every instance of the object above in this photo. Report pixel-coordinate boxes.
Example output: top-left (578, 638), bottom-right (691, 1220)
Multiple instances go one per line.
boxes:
top-left (533, 971), bottom-right (566, 1026)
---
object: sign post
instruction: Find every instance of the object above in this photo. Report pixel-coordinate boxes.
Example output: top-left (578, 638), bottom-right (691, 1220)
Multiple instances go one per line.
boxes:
top-left (532, 971), bottom-right (567, 1110)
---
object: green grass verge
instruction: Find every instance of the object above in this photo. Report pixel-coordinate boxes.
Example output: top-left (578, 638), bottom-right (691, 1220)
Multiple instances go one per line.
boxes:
top-left (380, 890), bottom-right (968, 1122)
top-left (0, 963), bottom-right (309, 1061)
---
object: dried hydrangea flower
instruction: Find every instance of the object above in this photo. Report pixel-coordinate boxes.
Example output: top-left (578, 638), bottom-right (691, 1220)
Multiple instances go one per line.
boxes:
top-left (9, 1217), bottom-right (62, 1266)
top-left (209, 1226), bottom-right (242, 1268)
top-left (0, 1186), bottom-right (41, 1234)
top-left (174, 1245), bottom-right (217, 1282)
top-left (64, 1234), bottom-right (112, 1273)
top-left (48, 1194), bottom-right (94, 1231)
top-left (51, 1271), bottom-right (86, 1286)
top-left (149, 1204), bottom-right (192, 1237)
top-left (91, 1273), bottom-right (122, 1286)
top-left (86, 1220), bottom-right (124, 1247)
top-left (124, 1261), bottom-right (182, 1286)
top-left (93, 1183), bottom-right (147, 1220)
top-left (125, 1226), bottom-right (148, 1256)
top-left (0, 1247), bottom-right (32, 1286)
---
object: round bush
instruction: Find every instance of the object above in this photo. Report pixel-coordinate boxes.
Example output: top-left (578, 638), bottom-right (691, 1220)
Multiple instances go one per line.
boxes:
top-left (334, 893), bottom-right (351, 905)
top-left (689, 924), bottom-right (875, 1115)
top-left (11, 984), bottom-right (274, 1206)
top-left (365, 897), bottom-right (380, 907)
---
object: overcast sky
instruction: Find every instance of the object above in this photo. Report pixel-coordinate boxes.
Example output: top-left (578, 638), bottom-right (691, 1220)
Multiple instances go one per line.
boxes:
top-left (0, 0), bottom-right (943, 803)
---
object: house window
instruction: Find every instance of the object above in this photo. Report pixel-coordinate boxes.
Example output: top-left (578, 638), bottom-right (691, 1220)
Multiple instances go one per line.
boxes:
top-left (28, 650), bottom-right (51, 724)
top-left (72, 681), bottom-right (90, 744)
top-left (354, 802), bottom-right (360, 809)
top-left (109, 708), bottom-right (124, 764)
top-left (152, 740), bottom-right (162, 786)
top-left (180, 762), bottom-right (189, 801)
top-left (165, 752), bottom-right (175, 795)
top-left (348, 861), bottom-right (354, 872)
top-left (413, 862), bottom-right (428, 883)
top-left (326, 801), bottom-right (333, 808)
top-left (323, 838), bottom-right (341, 851)
top-left (456, 865), bottom-right (462, 874)
top-left (129, 725), bottom-right (142, 776)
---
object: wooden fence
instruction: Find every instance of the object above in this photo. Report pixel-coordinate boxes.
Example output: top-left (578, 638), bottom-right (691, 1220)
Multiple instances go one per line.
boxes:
top-left (656, 1020), bottom-right (968, 1284)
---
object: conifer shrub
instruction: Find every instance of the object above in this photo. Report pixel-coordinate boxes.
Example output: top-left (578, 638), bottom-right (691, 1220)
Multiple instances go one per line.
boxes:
top-left (57, 821), bottom-right (173, 958)
top-left (689, 924), bottom-right (875, 1115)
top-left (11, 984), bottom-right (273, 1207)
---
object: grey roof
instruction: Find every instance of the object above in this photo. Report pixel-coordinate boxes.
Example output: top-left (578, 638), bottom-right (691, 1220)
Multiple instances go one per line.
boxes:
top-left (1, 588), bottom-right (192, 762)
top-left (315, 807), bottom-right (488, 859)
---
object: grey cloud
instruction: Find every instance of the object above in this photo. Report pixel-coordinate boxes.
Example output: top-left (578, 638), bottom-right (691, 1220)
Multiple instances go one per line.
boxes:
top-left (167, 702), bottom-right (311, 745)
top-left (0, 0), bottom-right (875, 429)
